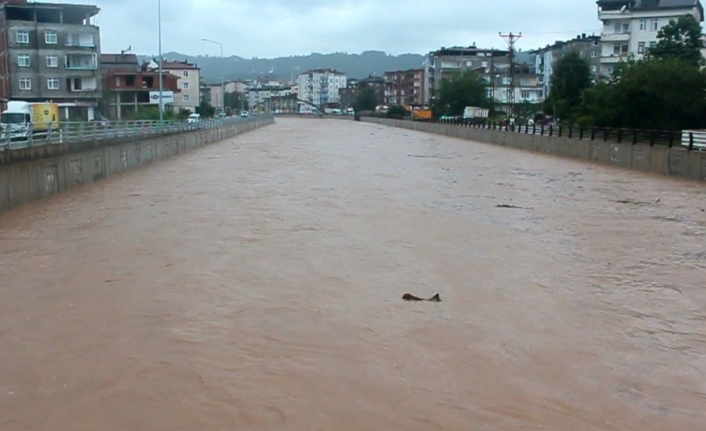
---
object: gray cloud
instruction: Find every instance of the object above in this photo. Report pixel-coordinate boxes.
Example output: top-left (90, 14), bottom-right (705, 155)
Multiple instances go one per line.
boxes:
top-left (95, 0), bottom-right (602, 57)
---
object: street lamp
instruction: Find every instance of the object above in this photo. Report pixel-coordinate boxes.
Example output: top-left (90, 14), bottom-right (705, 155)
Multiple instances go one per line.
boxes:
top-left (202, 38), bottom-right (224, 114)
top-left (158, 0), bottom-right (163, 122)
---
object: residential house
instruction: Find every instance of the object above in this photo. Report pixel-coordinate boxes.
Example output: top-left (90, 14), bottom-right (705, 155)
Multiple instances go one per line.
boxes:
top-left (338, 76), bottom-right (385, 108)
top-left (296, 68), bottom-right (346, 107)
top-left (0, 1), bottom-right (102, 120)
top-left (208, 79), bottom-right (250, 110)
top-left (597, 0), bottom-right (704, 76)
top-left (101, 53), bottom-right (180, 120)
top-left (247, 84), bottom-right (294, 110)
top-left (384, 69), bottom-right (425, 107)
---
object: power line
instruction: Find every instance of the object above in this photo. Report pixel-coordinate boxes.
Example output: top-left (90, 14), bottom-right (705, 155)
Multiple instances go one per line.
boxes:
top-left (499, 32), bottom-right (522, 119)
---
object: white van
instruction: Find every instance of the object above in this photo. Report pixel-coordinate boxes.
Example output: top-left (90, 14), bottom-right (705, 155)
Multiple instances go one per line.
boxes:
top-left (187, 113), bottom-right (201, 123)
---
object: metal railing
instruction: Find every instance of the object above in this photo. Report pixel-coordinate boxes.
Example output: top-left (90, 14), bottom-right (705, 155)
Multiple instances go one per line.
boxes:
top-left (416, 117), bottom-right (706, 151)
top-left (0, 115), bottom-right (267, 151)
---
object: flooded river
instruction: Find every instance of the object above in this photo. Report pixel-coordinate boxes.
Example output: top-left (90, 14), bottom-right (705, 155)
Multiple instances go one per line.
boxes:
top-left (1, 118), bottom-right (705, 430)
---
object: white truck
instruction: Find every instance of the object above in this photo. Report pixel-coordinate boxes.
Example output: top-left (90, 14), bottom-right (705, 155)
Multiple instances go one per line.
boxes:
top-left (0, 101), bottom-right (60, 141)
top-left (463, 106), bottom-right (489, 120)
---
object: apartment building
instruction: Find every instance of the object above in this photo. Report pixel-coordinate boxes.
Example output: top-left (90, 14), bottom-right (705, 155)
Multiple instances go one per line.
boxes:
top-left (208, 80), bottom-right (250, 110)
top-left (296, 68), bottom-right (346, 106)
top-left (100, 53), bottom-right (180, 120)
top-left (425, 46), bottom-right (509, 105)
top-left (0, 1), bottom-right (102, 120)
top-left (149, 59), bottom-right (200, 113)
top-left (338, 75), bottom-right (385, 108)
top-left (384, 69), bottom-right (426, 107)
top-left (534, 34), bottom-right (600, 97)
top-left (597, 0), bottom-right (704, 76)
top-left (247, 85), bottom-right (294, 110)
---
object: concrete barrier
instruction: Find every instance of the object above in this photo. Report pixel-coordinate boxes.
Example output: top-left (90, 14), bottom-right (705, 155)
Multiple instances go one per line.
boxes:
top-left (0, 116), bottom-right (274, 213)
top-left (361, 118), bottom-right (706, 182)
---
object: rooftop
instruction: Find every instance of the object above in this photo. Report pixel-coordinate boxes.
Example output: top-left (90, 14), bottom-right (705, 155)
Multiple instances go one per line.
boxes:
top-left (431, 46), bottom-right (509, 57)
top-left (596, 0), bottom-right (703, 19)
top-left (160, 60), bottom-right (200, 70)
top-left (2, 1), bottom-right (100, 24)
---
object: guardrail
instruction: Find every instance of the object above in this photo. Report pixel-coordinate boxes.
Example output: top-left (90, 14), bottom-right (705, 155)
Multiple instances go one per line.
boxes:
top-left (412, 117), bottom-right (706, 151)
top-left (0, 115), bottom-right (265, 151)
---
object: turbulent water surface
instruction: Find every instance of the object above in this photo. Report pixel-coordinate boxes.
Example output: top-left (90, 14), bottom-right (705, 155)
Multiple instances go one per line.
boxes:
top-left (1, 118), bottom-right (705, 430)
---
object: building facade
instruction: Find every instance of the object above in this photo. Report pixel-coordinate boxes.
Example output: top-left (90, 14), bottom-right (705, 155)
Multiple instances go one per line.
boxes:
top-left (534, 34), bottom-right (600, 98)
top-left (425, 46), bottom-right (509, 105)
top-left (101, 53), bottom-right (180, 120)
top-left (296, 68), bottom-right (346, 106)
top-left (149, 59), bottom-right (200, 113)
top-left (247, 85), bottom-right (294, 110)
top-left (338, 76), bottom-right (385, 108)
top-left (0, 1), bottom-right (102, 120)
top-left (208, 80), bottom-right (250, 109)
top-left (597, 0), bottom-right (704, 76)
top-left (384, 69), bottom-right (425, 107)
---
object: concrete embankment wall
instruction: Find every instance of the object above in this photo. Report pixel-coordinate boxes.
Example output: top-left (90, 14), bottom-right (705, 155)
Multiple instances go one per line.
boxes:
top-left (362, 118), bottom-right (706, 182)
top-left (0, 117), bottom-right (274, 213)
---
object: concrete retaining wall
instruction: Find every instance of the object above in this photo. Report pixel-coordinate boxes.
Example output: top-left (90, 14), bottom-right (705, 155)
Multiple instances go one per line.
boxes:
top-left (0, 117), bottom-right (274, 213)
top-left (362, 118), bottom-right (706, 182)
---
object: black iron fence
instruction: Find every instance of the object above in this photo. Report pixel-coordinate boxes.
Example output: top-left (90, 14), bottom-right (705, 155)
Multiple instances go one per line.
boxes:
top-left (410, 117), bottom-right (704, 151)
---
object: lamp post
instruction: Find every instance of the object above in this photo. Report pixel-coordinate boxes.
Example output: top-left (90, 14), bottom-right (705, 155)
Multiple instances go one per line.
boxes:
top-left (202, 38), bottom-right (224, 114)
top-left (158, 0), bottom-right (163, 122)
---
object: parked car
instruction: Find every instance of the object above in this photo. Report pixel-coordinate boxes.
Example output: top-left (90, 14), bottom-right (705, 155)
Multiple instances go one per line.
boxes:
top-left (187, 113), bottom-right (201, 123)
top-left (240, 111), bottom-right (249, 118)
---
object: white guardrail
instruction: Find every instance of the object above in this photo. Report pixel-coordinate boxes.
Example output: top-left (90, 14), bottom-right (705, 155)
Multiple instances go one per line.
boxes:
top-left (0, 115), bottom-right (267, 151)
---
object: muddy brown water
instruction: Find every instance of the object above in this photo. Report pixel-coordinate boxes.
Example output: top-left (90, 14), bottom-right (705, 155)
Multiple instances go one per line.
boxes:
top-left (1, 118), bottom-right (706, 430)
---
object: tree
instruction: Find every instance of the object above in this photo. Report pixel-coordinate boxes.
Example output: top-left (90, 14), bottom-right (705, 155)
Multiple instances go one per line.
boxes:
top-left (224, 91), bottom-right (248, 110)
top-left (544, 51), bottom-right (592, 121)
top-left (386, 105), bottom-right (409, 119)
top-left (195, 102), bottom-right (216, 118)
top-left (646, 14), bottom-right (704, 67)
top-left (352, 86), bottom-right (378, 112)
top-left (580, 58), bottom-right (706, 130)
top-left (432, 71), bottom-right (490, 117)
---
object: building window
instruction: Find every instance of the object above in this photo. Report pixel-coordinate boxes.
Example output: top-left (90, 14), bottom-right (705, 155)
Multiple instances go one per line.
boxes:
top-left (591, 50), bottom-right (597, 58)
top-left (638, 42), bottom-right (645, 54)
top-left (46, 55), bottom-right (58, 68)
top-left (652, 19), bottom-right (659, 31)
top-left (182, 82), bottom-right (189, 89)
top-left (47, 78), bottom-right (60, 90)
top-left (639, 19), bottom-right (646, 31)
top-left (591, 65), bottom-right (597, 73)
top-left (45, 31), bottom-right (58, 44)
top-left (16, 30), bottom-right (29, 44)
top-left (183, 70), bottom-right (189, 77)
top-left (19, 78), bottom-right (31, 90)
top-left (183, 94), bottom-right (190, 102)
top-left (521, 91), bottom-right (530, 99)
top-left (18, 54), bottom-right (30, 67)
top-left (650, 41), bottom-right (657, 48)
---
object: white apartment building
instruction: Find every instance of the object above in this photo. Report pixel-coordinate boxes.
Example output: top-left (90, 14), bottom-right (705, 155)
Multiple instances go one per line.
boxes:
top-left (209, 80), bottom-right (251, 110)
top-left (247, 85), bottom-right (294, 109)
top-left (597, 0), bottom-right (704, 76)
top-left (149, 59), bottom-right (201, 113)
top-left (296, 69), bottom-right (347, 106)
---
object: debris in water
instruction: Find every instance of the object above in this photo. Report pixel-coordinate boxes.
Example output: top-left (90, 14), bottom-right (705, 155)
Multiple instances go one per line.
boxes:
top-left (495, 204), bottom-right (532, 210)
top-left (402, 293), bottom-right (441, 302)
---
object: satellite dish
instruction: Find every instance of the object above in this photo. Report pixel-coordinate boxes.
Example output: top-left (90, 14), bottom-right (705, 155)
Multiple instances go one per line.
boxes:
top-left (620, 5), bottom-right (627, 12)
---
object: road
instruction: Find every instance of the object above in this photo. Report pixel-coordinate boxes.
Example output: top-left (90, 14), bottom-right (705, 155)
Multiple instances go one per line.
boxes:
top-left (1, 118), bottom-right (705, 430)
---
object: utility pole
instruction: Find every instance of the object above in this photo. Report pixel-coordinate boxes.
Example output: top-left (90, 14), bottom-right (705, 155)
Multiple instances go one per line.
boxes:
top-left (499, 32), bottom-right (522, 119)
top-left (202, 39), bottom-right (224, 114)
top-left (158, 0), bottom-right (163, 122)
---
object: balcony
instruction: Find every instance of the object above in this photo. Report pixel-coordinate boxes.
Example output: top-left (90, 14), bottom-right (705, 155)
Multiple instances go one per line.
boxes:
top-left (67, 77), bottom-right (97, 93)
top-left (601, 53), bottom-right (630, 63)
top-left (66, 33), bottom-right (95, 48)
top-left (66, 53), bottom-right (97, 70)
top-left (601, 31), bottom-right (630, 42)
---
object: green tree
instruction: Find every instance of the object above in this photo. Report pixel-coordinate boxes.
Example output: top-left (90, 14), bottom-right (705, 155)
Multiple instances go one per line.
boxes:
top-left (386, 105), bottom-right (409, 119)
top-left (646, 14), bottom-right (704, 67)
top-left (195, 102), bottom-right (216, 118)
top-left (432, 71), bottom-right (490, 117)
top-left (544, 51), bottom-right (592, 121)
top-left (352, 86), bottom-right (378, 112)
top-left (580, 58), bottom-right (706, 130)
top-left (224, 91), bottom-right (248, 110)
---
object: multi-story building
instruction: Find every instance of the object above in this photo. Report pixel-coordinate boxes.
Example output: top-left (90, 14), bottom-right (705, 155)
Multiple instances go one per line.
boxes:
top-left (337, 75), bottom-right (385, 108)
top-left (534, 34), bottom-right (600, 97)
top-left (149, 59), bottom-right (200, 113)
top-left (384, 69), bottom-right (426, 107)
top-left (597, 0), bottom-right (704, 76)
top-left (101, 53), bottom-right (180, 120)
top-left (247, 84), bottom-right (294, 110)
top-left (425, 46), bottom-right (509, 105)
top-left (296, 68), bottom-right (346, 107)
top-left (208, 80), bottom-right (250, 109)
top-left (0, 1), bottom-right (102, 120)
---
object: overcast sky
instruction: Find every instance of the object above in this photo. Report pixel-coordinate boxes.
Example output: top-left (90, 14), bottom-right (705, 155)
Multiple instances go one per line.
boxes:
top-left (94, 0), bottom-right (602, 58)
